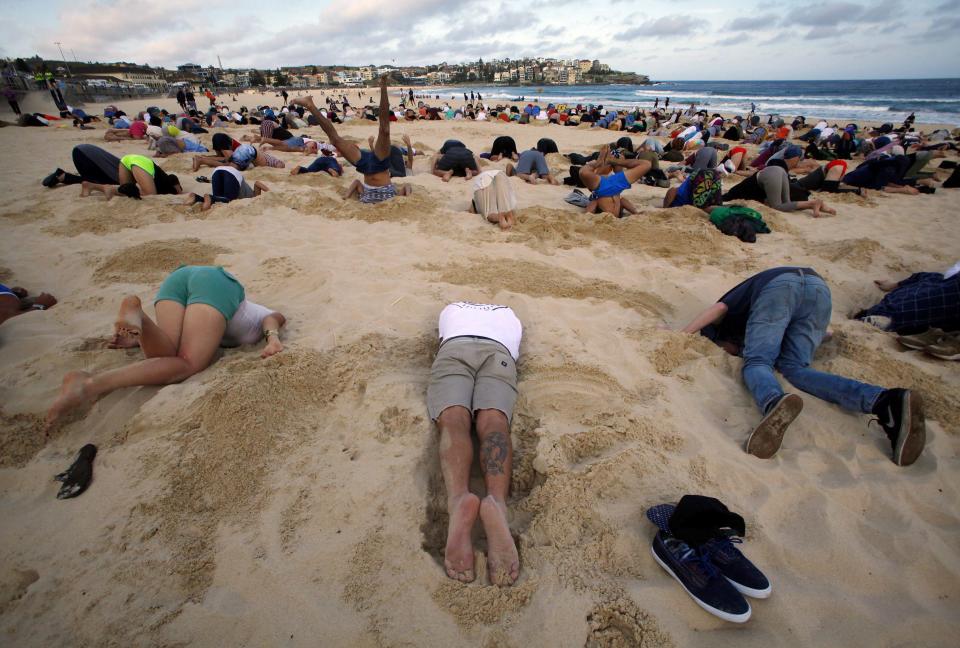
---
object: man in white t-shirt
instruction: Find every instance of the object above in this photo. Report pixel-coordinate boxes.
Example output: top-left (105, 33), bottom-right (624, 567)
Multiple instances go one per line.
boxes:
top-left (426, 302), bottom-right (522, 586)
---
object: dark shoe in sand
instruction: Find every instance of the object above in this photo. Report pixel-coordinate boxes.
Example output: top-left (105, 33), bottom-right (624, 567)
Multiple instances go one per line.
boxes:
top-left (745, 394), bottom-right (803, 459)
top-left (872, 389), bottom-right (926, 466)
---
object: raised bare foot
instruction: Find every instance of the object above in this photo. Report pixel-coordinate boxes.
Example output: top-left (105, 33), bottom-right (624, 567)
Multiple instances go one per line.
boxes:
top-left (290, 95), bottom-right (316, 109)
top-left (444, 492), bottom-right (480, 582)
top-left (596, 143), bottom-right (611, 169)
top-left (79, 181), bottom-right (92, 198)
top-left (46, 371), bottom-right (94, 426)
top-left (201, 194), bottom-right (213, 211)
top-left (115, 295), bottom-right (144, 342)
top-left (103, 185), bottom-right (117, 201)
top-left (192, 157), bottom-right (202, 172)
top-left (506, 163), bottom-right (515, 177)
top-left (480, 495), bottom-right (519, 586)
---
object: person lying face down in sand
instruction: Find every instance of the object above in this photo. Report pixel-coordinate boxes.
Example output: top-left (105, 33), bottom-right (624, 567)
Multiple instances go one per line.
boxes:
top-left (427, 302), bottom-right (523, 586)
top-left (79, 154), bottom-right (182, 200)
top-left (855, 264), bottom-right (960, 339)
top-left (679, 266), bottom-right (926, 466)
top-left (191, 142), bottom-right (286, 173)
top-left (183, 166), bottom-right (269, 211)
top-left (0, 282), bottom-right (56, 326)
top-left (505, 149), bottom-right (560, 185)
top-left (431, 140), bottom-right (482, 182)
top-left (577, 144), bottom-right (650, 217)
top-left (468, 170), bottom-right (517, 230)
top-left (46, 266), bottom-right (286, 426)
top-left (291, 76), bottom-right (411, 204)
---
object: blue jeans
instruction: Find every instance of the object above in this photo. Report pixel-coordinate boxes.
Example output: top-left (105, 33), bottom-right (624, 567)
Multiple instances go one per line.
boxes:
top-left (742, 272), bottom-right (883, 415)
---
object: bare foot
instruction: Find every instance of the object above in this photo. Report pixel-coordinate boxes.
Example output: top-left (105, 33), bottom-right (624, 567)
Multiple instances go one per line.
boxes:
top-left (115, 295), bottom-right (143, 342)
top-left (545, 175), bottom-right (559, 185)
top-left (506, 163), bottom-right (515, 177)
top-left (201, 194), bottom-right (213, 211)
top-left (290, 95), bottom-right (316, 110)
top-left (108, 333), bottom-right (140, 349)
top-left (442, 170), bottom-right (453, 183)
top-left (874, 279), bottom-right (899, 292)
top-left (444, 493), bottom-right (480, 582)
top-left (821, 203), bottom-right (836, 215)
top-left (192, 157), bottom-right (201, 172)
top-left (46, 371), bottom-right (94, 426)
top-left (290, 166), bottom-right (302, 176)
top-left (480, 496), bottom-right (519, 586)
top-left (503, 211), bottom-right (516, 229)
top-left (80, 181), bottom-right (92, 198)
top-left (183, 192), bottom-right (199, 206)
top-left (103, 186), bottom-right (117, 201)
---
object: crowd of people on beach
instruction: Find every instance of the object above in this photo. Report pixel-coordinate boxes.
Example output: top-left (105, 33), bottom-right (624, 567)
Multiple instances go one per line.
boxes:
top-left (5, 73), bottom-right (959, 619)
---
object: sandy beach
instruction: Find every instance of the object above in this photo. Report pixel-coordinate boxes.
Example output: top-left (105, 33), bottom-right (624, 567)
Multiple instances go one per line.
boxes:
top-left (1, 89), bottom-right (958, 647)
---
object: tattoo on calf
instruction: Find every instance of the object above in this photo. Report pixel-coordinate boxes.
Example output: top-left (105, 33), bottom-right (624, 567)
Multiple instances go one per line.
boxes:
top-left (481, 431), bottom-right (509, 476)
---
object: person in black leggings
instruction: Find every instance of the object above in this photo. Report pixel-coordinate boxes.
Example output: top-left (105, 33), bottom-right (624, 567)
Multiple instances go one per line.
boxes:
top-left (42, 144), bottom-right (121, 188)
top-left (184, 166), bottom-right (268, 211)
top-left (487, 136), bottom-right (519, 161)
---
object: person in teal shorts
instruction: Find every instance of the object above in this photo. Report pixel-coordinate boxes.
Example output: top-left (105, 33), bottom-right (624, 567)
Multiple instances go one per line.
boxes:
top-left (46, 266), bottom-right (286, 425)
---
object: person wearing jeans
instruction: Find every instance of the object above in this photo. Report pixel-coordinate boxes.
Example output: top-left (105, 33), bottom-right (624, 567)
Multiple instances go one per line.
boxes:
top-left (680, 267), bottom-right (926, 466)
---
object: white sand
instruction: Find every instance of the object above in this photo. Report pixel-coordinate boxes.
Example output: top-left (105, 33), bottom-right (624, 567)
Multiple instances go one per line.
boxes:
top-left (1, 90), bottom-right (959, 647)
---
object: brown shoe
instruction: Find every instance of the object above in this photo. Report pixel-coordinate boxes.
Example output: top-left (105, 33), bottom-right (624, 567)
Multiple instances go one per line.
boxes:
top-left (746, 394), bottom-right (804, 459)
top-left (896, 328), bottom-right (945, 350)
top-left (924, 333), bottom-right (960, 360)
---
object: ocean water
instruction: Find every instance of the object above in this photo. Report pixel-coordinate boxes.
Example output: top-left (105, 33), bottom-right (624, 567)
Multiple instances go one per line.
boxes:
top-left (437, 79), bottom-right (960, 126)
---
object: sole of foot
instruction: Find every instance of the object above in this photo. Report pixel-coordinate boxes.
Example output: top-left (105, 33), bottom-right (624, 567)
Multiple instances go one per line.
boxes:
top-left (479, 496), bottom-right (519, 586)
top-left (444, 493), bottom-right (480, 583)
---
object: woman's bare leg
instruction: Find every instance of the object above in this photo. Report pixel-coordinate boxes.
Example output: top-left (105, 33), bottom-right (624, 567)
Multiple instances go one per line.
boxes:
top-left (132, 166), bottom-right (158, 196)
top-left (291, 96), bottom-right (361, 164)
top-left (47, 304), bottom-right (225, 425)
top-left (372, 76), bottom-right (392, 160)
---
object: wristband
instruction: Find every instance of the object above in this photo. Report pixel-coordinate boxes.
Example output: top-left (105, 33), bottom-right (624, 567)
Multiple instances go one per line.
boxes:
top-left (31, 304), bottom-right (46, 311)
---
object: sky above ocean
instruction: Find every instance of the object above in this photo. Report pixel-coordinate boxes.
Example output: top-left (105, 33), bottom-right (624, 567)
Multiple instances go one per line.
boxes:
top-left (2, 0), bottom-right (959, 80)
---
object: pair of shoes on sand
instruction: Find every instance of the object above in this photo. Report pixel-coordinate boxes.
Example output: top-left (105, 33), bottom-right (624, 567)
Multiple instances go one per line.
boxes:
top-left (647, 503), bottom-right (770, 624)
top-left (746, 389), bottom-right (925, 467)
top-left (897, 328), bottom-right (960, 360)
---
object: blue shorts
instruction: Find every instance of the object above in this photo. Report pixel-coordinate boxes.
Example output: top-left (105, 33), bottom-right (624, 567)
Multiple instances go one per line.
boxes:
top-left (0, 283), bottom-right (14, 297)
top-left (155, 266), bottom-right (245, 322)
top-left (590, 171), bottom-right (631, 199)
top-left (355, 149), bottom-right (391, 175)
top-left (285, 136), bottom-right (305, 147)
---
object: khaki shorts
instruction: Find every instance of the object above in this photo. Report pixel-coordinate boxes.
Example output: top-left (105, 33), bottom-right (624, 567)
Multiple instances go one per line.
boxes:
top-left (426, 337), bottom-right (518, 423)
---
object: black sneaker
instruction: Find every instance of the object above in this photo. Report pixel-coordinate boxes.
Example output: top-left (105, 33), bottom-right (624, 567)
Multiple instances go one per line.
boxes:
top-left (872, 389), bottom-right (926, 466)
top-left (701, 532), bottom-right (771, 599)
top-left (651, 530), bottom-right (751, 623)
top-left (745, 393), bottom-right (803, 459)
top-left (42, 168), bottom-right (64, 188)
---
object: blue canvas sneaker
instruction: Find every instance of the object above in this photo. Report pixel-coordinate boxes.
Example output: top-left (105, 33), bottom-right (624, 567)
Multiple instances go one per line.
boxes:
top-left (651, 530), bottom-right (751, 623)
top-left (701, 532), bottom-right (771, 599)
